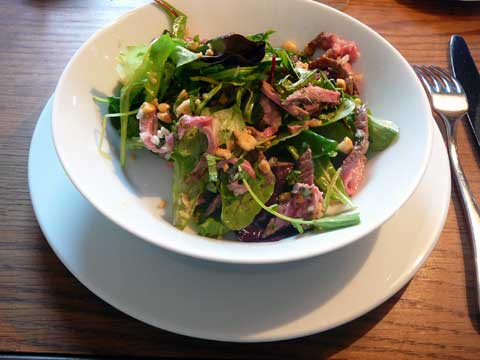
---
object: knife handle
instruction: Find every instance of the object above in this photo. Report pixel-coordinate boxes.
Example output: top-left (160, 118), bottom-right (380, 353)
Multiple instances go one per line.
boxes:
top-left (447, 118), bottom-right (480, 312)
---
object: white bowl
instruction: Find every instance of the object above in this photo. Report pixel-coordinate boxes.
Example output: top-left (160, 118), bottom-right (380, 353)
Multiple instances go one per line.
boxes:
top-left (52, 0), bottom-right (432, 264)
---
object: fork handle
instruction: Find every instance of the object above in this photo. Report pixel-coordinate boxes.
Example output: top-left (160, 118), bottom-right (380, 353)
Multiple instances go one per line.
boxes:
top-left (446, 116), bottom-right (480, 311)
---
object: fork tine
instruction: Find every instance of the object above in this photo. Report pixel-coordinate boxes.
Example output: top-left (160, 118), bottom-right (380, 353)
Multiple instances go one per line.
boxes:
top-left (420, 65), bottom-right (444, 93)
top-left (429, 66), bottom-right (452, 93)
top-left (433, 65), bottom-right (463, 94)
top-left (413, 65), bottom-right (434, 96)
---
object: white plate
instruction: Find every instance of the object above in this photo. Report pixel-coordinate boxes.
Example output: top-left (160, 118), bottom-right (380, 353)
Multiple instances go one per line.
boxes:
top-left (30, 97), bottom-right (449, 342)
top-left (52, 0), bottom-right (433, 264)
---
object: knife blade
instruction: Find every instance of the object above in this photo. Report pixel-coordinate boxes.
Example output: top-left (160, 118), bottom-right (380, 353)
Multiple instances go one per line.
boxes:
top-left (450, 35), bottom-right (480, 151)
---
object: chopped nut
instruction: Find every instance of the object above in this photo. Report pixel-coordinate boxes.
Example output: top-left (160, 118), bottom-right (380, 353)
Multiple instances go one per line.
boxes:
top-left (157, 102), bottom-right (170, 113)
top-left (295, 61), bottom-right (309, 70)
top-left (258, 159), bottom-right (271, 175)
top-left (157, 199), bottom-right (167, 209)
top-left (222, 162), bottom-right (229, 172)
top-left (187, 41), bottom-right (199, 51)
top-left (179, 89), bottom-right (188, 99)
top-left (205, 48), bottom-right (214, 56)
top-left (195, 98), bottom-right (202, 106)
top-left (214, 148), bottom-right (233, 159)
top-left (152, 98), bottom-right (159, 107)
top-left (157, 112), bottom-right (173, 123)
top-left (218, 93), bottom-right (229, 105)
top-left (181, 193), bottom-right (190, 208)
top-left (314, 202), bottom-right (324, 219)
top-left (202, 93), bottom-right (209, 100)
top-left (226, 139), bottom-right (234, 151)
top-left (336, 78), bottom-right (347, 91)
top-left (233, 129), bottom-right (257, 151)
top-left (279, 192), bottom-right (291, 203)
top-left (175, 99), bottom-right (192, 116)
top-left (282, 40), bottom-right (297, 52)
top-left (197, 53), bottom-right (203, 59)
top-left (337, 136), bottom-right (354, 154)
top-left (306, 119), bottom-right (323, 127)
top-left (140, 101), bottom-right (156, 114)
top-left (268, 157), bottom-right (278, 166)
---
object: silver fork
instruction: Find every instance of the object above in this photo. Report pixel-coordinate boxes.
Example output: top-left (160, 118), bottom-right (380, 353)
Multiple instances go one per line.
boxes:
top-left (414, 64), bottom-right (480, 310)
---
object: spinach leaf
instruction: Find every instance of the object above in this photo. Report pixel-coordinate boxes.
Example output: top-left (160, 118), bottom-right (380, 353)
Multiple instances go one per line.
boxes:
top-left (220, 173), bottom-right (274, 231)
top-left (171, 128), bottom-right (208, 229)
top-left (170, 45), bottom-right (200, 67)
top-left (116, 45), bottom-right (148, 85)
top-left (204, 34), bottom-right (266, 67)
top-left (197, 217), bottom-right (230, 237)
top-left (314, 158), bottom-right (352, 207)
top-left (211, 105), bottom-right (246, 144)
top-left (368, 115), bottom-right (399, 152)
top-left (316, 121), bottom-right (354, 143)
top-left (287, 130), bottom-right (338, 158)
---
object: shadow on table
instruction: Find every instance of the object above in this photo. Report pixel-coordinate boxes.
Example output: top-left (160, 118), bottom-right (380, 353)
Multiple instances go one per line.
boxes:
top-left (396, 0), bottom-right (480, 15)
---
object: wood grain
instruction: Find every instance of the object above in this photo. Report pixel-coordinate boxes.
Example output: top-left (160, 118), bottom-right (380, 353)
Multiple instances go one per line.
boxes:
top-left (1, 0), bottom-right (480, 359)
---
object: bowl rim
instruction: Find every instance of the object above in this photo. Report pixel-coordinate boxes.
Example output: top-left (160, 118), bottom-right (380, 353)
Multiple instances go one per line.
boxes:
top-left (52, 0), bottom-right (433, 264)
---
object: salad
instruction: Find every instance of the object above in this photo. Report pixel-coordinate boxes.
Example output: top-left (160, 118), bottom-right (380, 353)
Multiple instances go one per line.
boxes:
top-left (94, 0), bottom-right (399, 242)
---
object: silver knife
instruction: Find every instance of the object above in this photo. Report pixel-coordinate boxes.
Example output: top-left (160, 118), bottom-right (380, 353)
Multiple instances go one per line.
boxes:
top-left (450, 35), bottom-right (480, 151)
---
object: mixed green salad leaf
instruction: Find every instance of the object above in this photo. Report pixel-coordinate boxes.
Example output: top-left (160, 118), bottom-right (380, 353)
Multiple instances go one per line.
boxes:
top-left (93, 0), bottom-right (399, 242)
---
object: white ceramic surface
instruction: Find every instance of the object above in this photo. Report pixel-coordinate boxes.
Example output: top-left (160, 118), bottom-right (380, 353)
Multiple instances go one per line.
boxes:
top-left (31, 97), bottom-right (449, 341)
top-left (52, 0), bottom-right (433, 263)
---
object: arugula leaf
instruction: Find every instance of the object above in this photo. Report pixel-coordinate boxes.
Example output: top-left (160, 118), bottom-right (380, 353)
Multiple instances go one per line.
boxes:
top-left (220, 172), bottom-right (274, 231)
top-left (154, 0), bottom-right (187, 39)
top-left (247, 30), bottom-right (275, 42)
top-left (116, 45), bottom-right (148, 85)
top-left (197, 218), bottom-right (230, 237)
top-left (314, 158), bottom-right (352, 207)
top-left (368, 115), bottom-right (399, 152)
top-left (171, 128), bottom-right (208, 229)
top-left (318, 98), bottom-right (355, 126)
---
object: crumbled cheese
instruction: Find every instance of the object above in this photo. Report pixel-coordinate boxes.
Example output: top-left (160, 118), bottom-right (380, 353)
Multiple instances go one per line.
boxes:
top-left (151, 135), bottom-right (160, 146)
top-left (157, 127), bottom-right (170, 139)
top-left (195, 98), bottom-right (201, 106)
top-left (202, 93), bottom-right (209, 100)
top-left (175, 99), bottom-right (192, 116)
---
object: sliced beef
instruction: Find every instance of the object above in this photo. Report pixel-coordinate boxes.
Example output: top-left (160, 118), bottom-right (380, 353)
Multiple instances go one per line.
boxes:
top-left (340, 104), bottom-right (369, 195)
top-left (178, 115), bottom-right (218, 154)
top-left (309, 56), bottom-right (358, 95)
top-left (263, 183), bottom-right (323, 238)
top-left (304, 32), bottom-right (360, 62)
top-left (298, 148), bottom-right (314, 186)
top-left (284, 84), bottom-right (340, 106)
top-left (261, 81), bottom-right (308, 119)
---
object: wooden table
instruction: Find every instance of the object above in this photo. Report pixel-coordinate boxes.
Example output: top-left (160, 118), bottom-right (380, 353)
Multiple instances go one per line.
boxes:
top-left (1, 0), bottom-right (480, 358)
